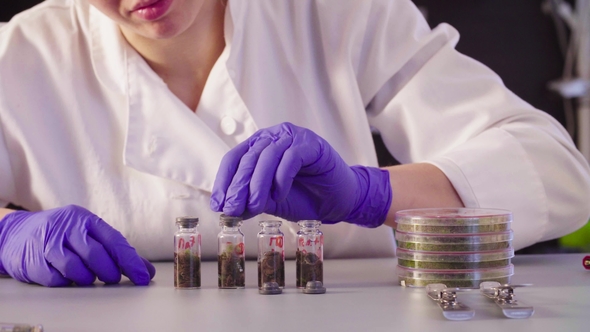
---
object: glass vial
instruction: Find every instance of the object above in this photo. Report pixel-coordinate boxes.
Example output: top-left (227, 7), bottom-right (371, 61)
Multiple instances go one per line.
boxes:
top-left (174, 217), bottom-right (201, 289)
top-left (296, 220), bottom-right (324, 288)
top-left (218, 214), bottom-right (245, 288)
top-left (257, 220), bottom-right (285, 289)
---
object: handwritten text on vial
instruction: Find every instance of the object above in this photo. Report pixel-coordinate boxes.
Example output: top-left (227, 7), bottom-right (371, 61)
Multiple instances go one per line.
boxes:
top-left (178, 235), bottom-right (201, 250)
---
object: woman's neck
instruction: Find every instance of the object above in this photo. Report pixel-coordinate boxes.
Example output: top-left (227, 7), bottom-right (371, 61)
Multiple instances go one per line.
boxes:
top-left (120, 0), bottom-right (227, 111)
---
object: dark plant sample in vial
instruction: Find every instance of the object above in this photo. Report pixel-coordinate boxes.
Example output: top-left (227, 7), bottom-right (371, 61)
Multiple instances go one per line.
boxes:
top-left (174, 251), bottom-right (201, 288)
top-left (296, 250), bottom-right (323, 288)
top-left (218, 252), bottom-right (245, 288)
top-left (258, 251), bottom-right (285, 287)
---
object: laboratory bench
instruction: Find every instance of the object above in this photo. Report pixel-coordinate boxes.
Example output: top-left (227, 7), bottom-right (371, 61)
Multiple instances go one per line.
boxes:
top-left (0, 253), bottom-right (588, 332)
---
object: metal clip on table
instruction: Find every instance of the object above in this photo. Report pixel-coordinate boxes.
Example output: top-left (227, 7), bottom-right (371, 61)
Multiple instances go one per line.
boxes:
top-left (479, 282), bottom-right (534, 319)
top-left (425, 283), bottom-right (475, 321)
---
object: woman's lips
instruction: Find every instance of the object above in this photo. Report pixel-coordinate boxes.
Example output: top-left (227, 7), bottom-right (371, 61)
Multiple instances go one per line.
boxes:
top-left (131, 0), bottom-right (173, 21)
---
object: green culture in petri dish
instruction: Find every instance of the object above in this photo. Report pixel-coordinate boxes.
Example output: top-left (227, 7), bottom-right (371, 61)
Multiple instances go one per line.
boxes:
top-left (397, 258), bottom-right (511, 270)
top-left (395, 223), bottom-right (511, 234)
top-left (396, 241), bottom-right (512, 252)
top-left (395, 208), bottom-right (512, 234)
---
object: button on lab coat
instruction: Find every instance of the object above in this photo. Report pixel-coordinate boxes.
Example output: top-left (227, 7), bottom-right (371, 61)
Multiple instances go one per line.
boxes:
top-left (1, 0), bottom-right (589, 260)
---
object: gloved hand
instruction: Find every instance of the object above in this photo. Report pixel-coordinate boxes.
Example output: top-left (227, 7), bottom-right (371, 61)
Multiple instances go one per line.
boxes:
top-left (210, 122), bottom-right (392, 227)
top-left (0, 205), bottom-right (156, 287)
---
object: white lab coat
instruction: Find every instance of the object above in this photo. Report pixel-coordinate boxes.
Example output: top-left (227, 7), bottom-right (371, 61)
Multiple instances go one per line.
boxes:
top-left (0, 0), bottom-right (589, 260)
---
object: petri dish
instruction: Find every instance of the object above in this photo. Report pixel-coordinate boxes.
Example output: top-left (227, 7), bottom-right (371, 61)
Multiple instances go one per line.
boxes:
top-left (395, 208), bottom-right (512, 234)
top-left (396, 247), bottom-right (514, 269)
top-left (395, 230), bottom-right (513, 252)
top-left (397, 264), bottom-right (514, 288)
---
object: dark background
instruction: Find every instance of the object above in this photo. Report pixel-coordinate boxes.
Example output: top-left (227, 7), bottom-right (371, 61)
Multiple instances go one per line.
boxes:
top-left (0, 0), bottom-right (43, 22)
top-left (1, 1), bottom-right (583, 253)
top-left (374, 0), bottom-right (570, 167)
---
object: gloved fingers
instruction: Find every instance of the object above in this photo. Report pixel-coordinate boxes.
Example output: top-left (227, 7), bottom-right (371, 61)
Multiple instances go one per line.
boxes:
top-left (267, 122), bottom-right (300, 138)
top-left (211, 123), bottom-right (298, 213)
top-left (266, 182), bottom-right (320, 221)
top-left (123, 257), bottom-right (156, 281)
top-left (318, 220), bottom-right (339, 225)
top-left (271, 126), bottom-right (334, 201)
top-left (210, 139), bottom-right (251, 212)
top-left (27, 265), bottom-right (74, 287)
top-left (2, 247), bottom-right (72, 287)
top-left (222, 137), bottom-right (273, 216)
top-left (272, 144), bottom-right (308, 202)
top-left (141, 256), bottom-right (156, 280)
top-left (67, 233), bottom-right (121, 284)
top-left (291, 130), bottom-right (333, 173)
top-left (45, 246), bottom-right (96, 286)
top-left (246, 134), bottom-right (293, 216)
top-left (87, 218), bottom-right (152, 286)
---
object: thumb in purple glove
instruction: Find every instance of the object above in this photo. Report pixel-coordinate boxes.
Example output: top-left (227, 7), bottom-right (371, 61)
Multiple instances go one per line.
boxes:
top-left (210, 122), bottom-right (392, 227)
top-left (0, 205), bottom-right (155, 287)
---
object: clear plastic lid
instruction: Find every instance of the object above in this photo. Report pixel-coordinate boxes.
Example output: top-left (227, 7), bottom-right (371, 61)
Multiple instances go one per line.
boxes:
top-left (395, 208), bottom-right (512, 234)
top-left (396, 264), bottom-right (514, 280)
top-left (396, 248), bottom-right (514, 263)
top-left (397, 264), bottom-right (514, 287)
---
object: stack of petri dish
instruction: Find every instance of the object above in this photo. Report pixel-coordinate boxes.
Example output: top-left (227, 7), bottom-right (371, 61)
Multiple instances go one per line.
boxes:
top-left (395, 208), bottom-right (514, 287)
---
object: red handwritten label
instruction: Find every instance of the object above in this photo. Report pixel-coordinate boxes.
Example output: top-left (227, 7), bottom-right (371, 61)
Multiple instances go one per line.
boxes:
top-left (178, 236), bottom-right (196, 250)
top-left (298, 236), bottom-right (323, 258)
top-left (234, 243), bottom-right (245, 255)
top-left (269, 237), bottom-right (284, 248)
top-left (298, 236), bottom-right (323, 248)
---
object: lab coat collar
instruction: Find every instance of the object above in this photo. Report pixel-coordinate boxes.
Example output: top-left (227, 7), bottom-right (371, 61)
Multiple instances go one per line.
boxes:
top-left (124, 51), bottom-right (230, 193)
top-left (88, 5), bottom-right (128, 94)
top-left (88, 4), bottom-right (233, 193)
top-left (87, 1), bottom-right (244, 96)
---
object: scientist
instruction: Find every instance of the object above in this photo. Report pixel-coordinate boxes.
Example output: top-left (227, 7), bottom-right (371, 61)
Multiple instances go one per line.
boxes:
top-left (1, 0), bottom-right (589, 287)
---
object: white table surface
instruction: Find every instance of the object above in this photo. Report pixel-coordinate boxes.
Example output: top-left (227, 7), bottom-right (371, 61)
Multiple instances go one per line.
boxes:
top-left (1, 253), bottom-right (588, 332)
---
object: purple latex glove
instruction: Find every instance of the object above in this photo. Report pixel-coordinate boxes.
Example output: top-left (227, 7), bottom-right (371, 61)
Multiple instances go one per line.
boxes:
top-left (210, 122), bottom-right (392, 227)
top-left (0, 205), bottom-right (156, 287)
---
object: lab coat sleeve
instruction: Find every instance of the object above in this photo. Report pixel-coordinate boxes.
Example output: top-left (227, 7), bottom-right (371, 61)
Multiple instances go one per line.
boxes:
top-left (0, 116), bottom-right (15, 208)
top-left (0, 26), bottom-right (16, 208)
top-left (364, 2), bottom-right (590, 250)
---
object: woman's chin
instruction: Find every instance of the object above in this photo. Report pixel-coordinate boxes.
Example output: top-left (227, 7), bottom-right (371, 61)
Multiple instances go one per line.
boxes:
top-left (126, 20), bottom-right (184, 41)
